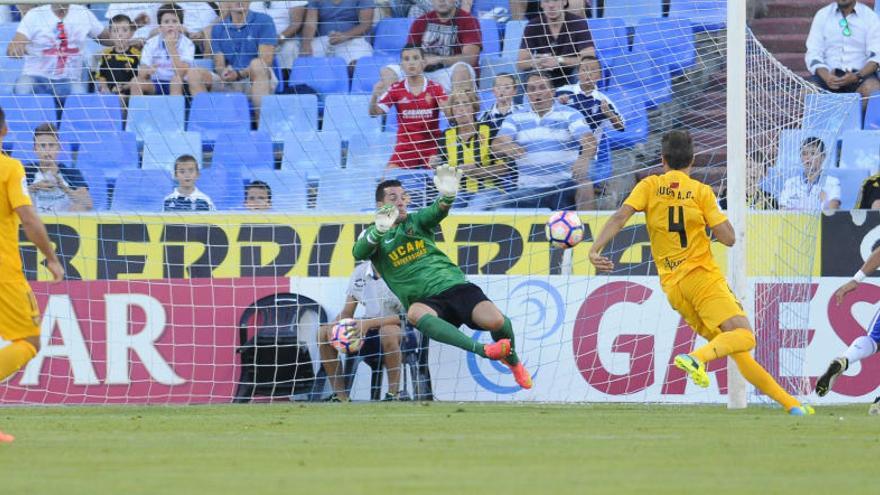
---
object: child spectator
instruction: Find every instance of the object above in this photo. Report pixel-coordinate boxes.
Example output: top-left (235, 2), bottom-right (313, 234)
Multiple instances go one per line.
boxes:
top-left (479, 73), bottom-right (517, 139)
top-left (136, 3), bottom-right (206, 95)
top-left (370, 45), bottom-right (447, 169)
top-left (95, 14), bottom-right (142, 97)
top-left (163, 154), bottom-right (215, 211)
top-left (26, 124), bottom-right (92, 213)
top-left (244, 180), bottom-right (272, 210)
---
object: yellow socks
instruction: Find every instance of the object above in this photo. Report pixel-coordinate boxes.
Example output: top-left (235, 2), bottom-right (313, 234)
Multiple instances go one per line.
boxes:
top-left (691, 329), bottom-right (756, 363)
top-left (0, 340), bottom-right (37, 382)
top-left (730, 351), bottom-right (800, 411)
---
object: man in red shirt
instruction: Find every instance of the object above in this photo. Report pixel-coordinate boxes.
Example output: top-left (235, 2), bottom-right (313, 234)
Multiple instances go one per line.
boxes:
top-left (370, 45), bottom-right (448, 169)
top-left (380, 0), bottom-right (481, 93)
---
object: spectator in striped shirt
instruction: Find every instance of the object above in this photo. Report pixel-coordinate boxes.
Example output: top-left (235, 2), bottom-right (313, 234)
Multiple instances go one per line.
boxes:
top-left (488, 71), bottom-right (596, 210)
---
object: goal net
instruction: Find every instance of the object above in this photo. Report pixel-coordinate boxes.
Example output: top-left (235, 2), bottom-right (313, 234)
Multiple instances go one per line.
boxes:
top-left (0, 0), bottom-right (847, 405)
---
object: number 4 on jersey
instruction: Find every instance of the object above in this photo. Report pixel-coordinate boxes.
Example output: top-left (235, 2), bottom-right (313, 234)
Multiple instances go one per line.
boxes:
top-left (667, 206), bottom-right (687, 248)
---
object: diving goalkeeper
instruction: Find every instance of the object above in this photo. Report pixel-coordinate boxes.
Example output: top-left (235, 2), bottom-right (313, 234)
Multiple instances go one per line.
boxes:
top-left (352, 166), bottom-right (532, 389)
top-left (588, 130), bottom-right (812, 415)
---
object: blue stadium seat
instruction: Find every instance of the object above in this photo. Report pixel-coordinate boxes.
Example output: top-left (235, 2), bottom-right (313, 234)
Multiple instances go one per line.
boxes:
top-left (90, 3), bottom-right (110, 21)
top-left (383, 169), bottom-right (433, 208)
top-left (633, 18), bottom-right (696, 76)
top-left (346, 131), bottom-right (395, 172)
top-left (479, 89), bottom-right (496, 114)
top-left (187, 92), bottom-right (250, 142)
top-left (198, 166), bottom-right (243, 211)
top-left (79, 167), bottom-right (109, 211)
top-left (0, 95), bottom-right (58, 132)
top-left (608, 52), bottom-right (672, 108)
top-left (803, 93), bottom-right (861, 132)
top-left (76, 131), bottom-right (139, 177)
top-left (142, 131), bottom-right (203, 170)
top-left (479, 19), bottom-right (501, 56)
top-left (240, 169), bottom-right (309, 211)
top-left (281, 131), bottom-right (342, 177)
top-left (471, 0), bottom-right (511, 17)
top-left (601, 0), bottom-right (663, 26)
top-left (315, 168), bottom-right (378, 211)
top-left (60, 94), bottom-right (123, 134)
top-left (0, 23), bottom-right (21, 95)
top-left (603, 89), bottom-right (650, 149)
top-left (212, 130), bottom-right (275, 171)
top-left (259, 94), bottom-right (319, 141)
top-left (126, 95), bottom-right (186, 141)
top-left (593, 138), bottom-right (613, 183)
top-left (669, 0), bottom-right (727, 32)
top-left (322, 94), bottom-right (382, 138)
top-left (289, 57), bottom-right (349, 95)
top-left (839, 130), bottom-right (880, 173)
top-left (351, 54), bottom-right (398, 94)
top-left (374, 17), bottom-right (414, 56)
top-left (587, 17), bottom-right (629, 66)
top-left (111, 169), bottom-right (175, 212)
top-left (827, 168), bottom-right (871, 210)
top-left (501, 20), bottom-right (528, 62)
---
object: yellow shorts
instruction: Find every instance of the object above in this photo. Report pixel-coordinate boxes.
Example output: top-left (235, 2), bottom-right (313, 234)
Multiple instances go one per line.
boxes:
top-left (0, 280), bottom-right (41, 341)
top-left (663, 267), bottom-right (746, 341)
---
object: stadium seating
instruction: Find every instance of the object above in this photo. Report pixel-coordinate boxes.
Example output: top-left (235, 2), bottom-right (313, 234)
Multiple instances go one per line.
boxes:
top-left (211, 130), bottom-right (275, 171)
top-left (111, 169), bottom-right (175, 211)
top-left (633, 17), bottom-right (696, 75)
top-left (281, 131), bottom-right (342, 177)
top-left (240, 169), bottom-right (309, 211)
top-left (351, 54), bottom-right (398, 94)
top-left (669, 0), bottom-right (727, 32)
top-left (802, 93), bottom-right (862, 132)
top-left (322, 94), bottom-right (383, 138)
top-left (0, 94), bottom-right (58, 133)
top-left (601, 0), bottom-right (664, 26)
top-left (59, 95), bottom-right (123, 147)
top-left (608, 51), bottom-right (672, 108)
top-left (373, 17), bottom-right (414, 56)
top-left (863, 94), bottom-right (880, 130)
top-left (79, 167), bottom-right (109, 211)
top-left (76, 130), bottom-right (139, 177)
top-left (839, 130), bottom-right (880, 173)
top-left (346, 131), bottom-right (395, 172)
top-left (587, 17), bottom-right (630, 66)
top-left (0, 23), bottom-right (21, 95)
top-left (315, 169), bottom-right (378, 211)
top-left (259, 94), bottom-right (320, 141)
top-left (826, 168), bottom-right (871, 210)
top-left (479, 19), bottom-right (501, 56)
top-left (142, 131), bottom-right (203, 170)
top-left (187, 92), bottom-right (251, 142)
top-left (126, 95), bottom-right (186, 141)
top-left (198, 165), bottom-right (243, 211)
top-left (471, 0), bottom-right (510, 18)
top-left (289, 57), bottom-right (349, 95)
top-left (500, 20), bottom-right (528, 63)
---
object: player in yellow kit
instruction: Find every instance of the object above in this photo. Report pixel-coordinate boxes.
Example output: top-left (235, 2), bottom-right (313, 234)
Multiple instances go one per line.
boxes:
top-left (0, 106), bottom-right (65, 443)
top-left (589, 130), bottom-right (813, 415)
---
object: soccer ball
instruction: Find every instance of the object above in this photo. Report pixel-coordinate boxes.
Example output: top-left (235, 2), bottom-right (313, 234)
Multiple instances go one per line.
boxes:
top-left (330, 318), bottom-right (363, 354)
top-left (545, 211), bottom-right (585, 249)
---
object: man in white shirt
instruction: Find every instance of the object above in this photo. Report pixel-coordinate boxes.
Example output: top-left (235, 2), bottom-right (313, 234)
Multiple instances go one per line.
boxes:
top-left (805, 0), bottom-right (880, 103)
top-left (779, 136), bottom-right (842, 211)
top-left (6, 4), bottom-right (108, 97)
top-left (249, 1), bottom-right (307, 76)
top-left (317, 261), bottom-right (404, 402)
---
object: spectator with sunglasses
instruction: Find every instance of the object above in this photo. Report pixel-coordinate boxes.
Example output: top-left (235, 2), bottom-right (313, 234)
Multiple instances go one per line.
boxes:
top-left (805, 0), bottom-right (880, 105)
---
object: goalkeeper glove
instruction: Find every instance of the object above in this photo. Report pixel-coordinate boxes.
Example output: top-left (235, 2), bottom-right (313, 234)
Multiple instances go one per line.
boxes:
top-left (434, 165), bottom-right (463, 204)
top-left (374, 204), bottom-right (399, 234)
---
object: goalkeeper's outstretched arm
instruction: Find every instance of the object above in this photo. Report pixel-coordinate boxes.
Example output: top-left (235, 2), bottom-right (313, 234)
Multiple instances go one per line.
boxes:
top-left (588, 205), bottom-right (636, 272)
top-left (411, 165), bottom-right (463, 229)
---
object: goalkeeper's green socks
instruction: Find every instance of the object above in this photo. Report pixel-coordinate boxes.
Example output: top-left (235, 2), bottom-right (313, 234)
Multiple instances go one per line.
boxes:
top-left (491, 316), bottom-right (520, 365)
top-left (417, 315), bottom-right (486, 357)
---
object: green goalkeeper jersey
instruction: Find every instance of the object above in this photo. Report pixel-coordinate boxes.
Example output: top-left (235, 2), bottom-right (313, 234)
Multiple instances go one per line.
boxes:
top-left (352, 200), bottom-right (467, 308)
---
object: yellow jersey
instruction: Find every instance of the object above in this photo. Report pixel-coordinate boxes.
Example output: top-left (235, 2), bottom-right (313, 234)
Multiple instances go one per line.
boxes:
top-left (0, 152), bottom-right (33, 282)
top-left (623, 170), bottom-right (727, 288)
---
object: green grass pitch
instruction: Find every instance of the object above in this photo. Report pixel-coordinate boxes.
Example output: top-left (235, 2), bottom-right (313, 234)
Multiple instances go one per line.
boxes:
top-left (1, 403), bottom-right (877, 494)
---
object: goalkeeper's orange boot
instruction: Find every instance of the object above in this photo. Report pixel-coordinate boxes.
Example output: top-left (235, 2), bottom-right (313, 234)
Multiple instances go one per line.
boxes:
top-left (503, 360), bottom-right (533, 389)
top-left (484, 339), bottom-right (511, 360)
top-left (0, 430), bottom-right (14, 443)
